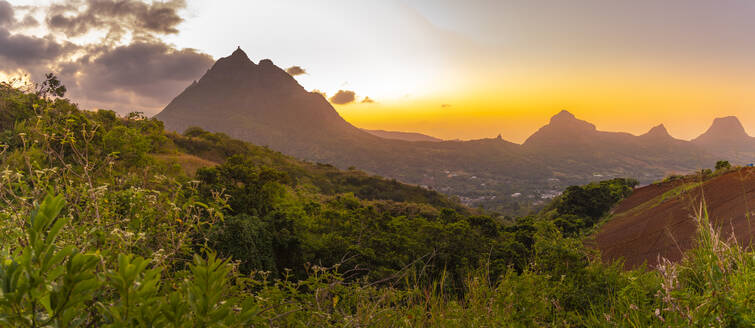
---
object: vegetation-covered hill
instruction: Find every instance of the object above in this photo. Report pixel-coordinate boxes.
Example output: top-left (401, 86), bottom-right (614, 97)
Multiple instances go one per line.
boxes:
top-left (0, 81), bottom-right (752, 326)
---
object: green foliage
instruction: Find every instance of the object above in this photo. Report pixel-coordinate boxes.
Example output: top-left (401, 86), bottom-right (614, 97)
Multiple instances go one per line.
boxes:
top-left (0, 194), bottom-right (99, 327)
top-left (103, 126), bottom-right (151, 166)
top-left (209, 214), bottom-right (276, 274)
top-left (715, 160), bottom-right (731, 171)
top-left (547, 178), bottom-right (637, 236)
top-left (555, 178), bottom-right (637, 222)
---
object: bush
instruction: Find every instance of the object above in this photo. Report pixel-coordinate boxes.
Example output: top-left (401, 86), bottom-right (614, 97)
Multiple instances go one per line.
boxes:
top-left (715, 160), bottom-right (731, 171)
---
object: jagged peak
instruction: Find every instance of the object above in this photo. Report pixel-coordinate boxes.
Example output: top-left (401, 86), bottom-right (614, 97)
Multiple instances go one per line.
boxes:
top-left (642, 124), bottom-right (671, 138)
top-left (211, 46), bottom-right (255, 69)
top-left (231, 46), bottom-right (249, 59)
top-left (547, 109), bottom-right (596, 131)
top-left (550, 109), bottom-right (575, 122)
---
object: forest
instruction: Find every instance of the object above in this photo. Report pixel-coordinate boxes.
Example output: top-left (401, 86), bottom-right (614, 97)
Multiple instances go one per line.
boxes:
top-left (0, 81), bottom-right (752, 326)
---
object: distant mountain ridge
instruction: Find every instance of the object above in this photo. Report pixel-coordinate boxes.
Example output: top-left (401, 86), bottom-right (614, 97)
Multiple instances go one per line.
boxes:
top-left (154, 48), bottom-right (753, 212)
top-left (362, 129), bottom-right (443, 142)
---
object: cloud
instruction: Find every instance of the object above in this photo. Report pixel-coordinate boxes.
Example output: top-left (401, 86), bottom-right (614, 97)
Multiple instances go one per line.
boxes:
top-left (46, 0), bottom-right (186, 41)
top-left (361, 96), bottom-right (375, 103)
top-left (0, 1), bottom-right (40, 30)
top-left (0, 1), bottom-right (14, 27)
top-left (285, 65), bottom-right (306, 76)
top-left (0, 0), bottom-right (216, 115)
top-left (441, 103), bottom-right (451, 108)
top-left (17, 14), bottom-right (39, 29)
top-left (0, 28), bottom-right (73, 68)
top-left (329, 89), bottom-right (356, 105)
top-left (66, 41), bottom-right (213, 109)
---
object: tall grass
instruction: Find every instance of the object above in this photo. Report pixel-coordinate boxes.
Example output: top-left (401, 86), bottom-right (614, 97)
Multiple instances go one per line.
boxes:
top-left (331, 202), bottom-right (754, 327)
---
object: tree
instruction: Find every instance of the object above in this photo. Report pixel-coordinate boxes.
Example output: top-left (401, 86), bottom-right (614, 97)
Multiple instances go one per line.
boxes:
top-left (36, 73), bottom-right (67, 99)
top-left (715, 160), bottom-right (731, 171)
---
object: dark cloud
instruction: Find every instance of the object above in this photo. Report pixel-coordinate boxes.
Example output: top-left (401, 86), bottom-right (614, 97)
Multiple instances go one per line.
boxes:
top-left (0, 1), bottom-right (14, 27)
top-left (0, 0), bottom-right (213, 114)
top-left (0, 28), bottom-right (71, 68)
top-left (329, 89), bottom-right (356, 105)
top-left (361, 96), bottom-right (375, 104)
top-left (46, 0), bottom-right (186, 41)
top-left (285, 65), bottom-right (306, 76)
top-left (441, 103), bottom-right (452, 108)
top-left (68, 41), bottom-right (213, 108)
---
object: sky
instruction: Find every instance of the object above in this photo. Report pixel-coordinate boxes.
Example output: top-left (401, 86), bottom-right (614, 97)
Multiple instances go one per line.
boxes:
top-left (1, 0), bottom-right (755, 143)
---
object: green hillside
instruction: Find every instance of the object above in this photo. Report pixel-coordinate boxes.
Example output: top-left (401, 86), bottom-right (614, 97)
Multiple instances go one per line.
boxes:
top-left (0, 82), bottom-right (752, 326)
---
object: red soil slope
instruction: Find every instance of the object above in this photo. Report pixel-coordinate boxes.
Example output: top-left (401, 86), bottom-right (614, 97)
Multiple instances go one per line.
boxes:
top-left (594, 167), bottom-right (755, 269)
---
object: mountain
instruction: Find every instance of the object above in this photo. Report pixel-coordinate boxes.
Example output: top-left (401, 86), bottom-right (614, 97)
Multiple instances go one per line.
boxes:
top-left (362, 129), bottom-right (443, 142)
top-left (154, 48), bottom-right (738, 213)
top-left (156, 47), bottom-right (382, 163)
top-left (154, 48), bottom-right (549, 213)
top-left (692, 116), bottom-right (755, 163)
top-left (639, 124), bottom-right (673, 141)
top-left (594, 167), bottom-right (755, 268)
top-left (522, 110), bottom-right (598, 148)
top-left (522, 111), bottom-right (713, 183)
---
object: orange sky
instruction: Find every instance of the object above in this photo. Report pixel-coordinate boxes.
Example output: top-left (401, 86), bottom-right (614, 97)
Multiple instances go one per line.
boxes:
top-left (333, 60), bottom-right (755, 143)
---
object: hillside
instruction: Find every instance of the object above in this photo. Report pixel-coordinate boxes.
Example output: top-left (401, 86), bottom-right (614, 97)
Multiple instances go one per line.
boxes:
top-left (595, 167), bottom-right (755, 268)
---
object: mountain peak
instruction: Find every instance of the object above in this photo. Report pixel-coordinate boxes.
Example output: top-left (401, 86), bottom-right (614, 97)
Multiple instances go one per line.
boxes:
top-left (694, 116), bottom-right (749, 143)
top-left (711, 116), bottom-right (746, 132)
top-left (551, 109), bottom-right (575, 121)
top-left (156, 50), bottom-right (370, 159)
top-left (641, 124), bottom-right (672, 139)
top-left (522, 110), bottom-right (597, 147)
top-left (231, 46), bottom-right (249, 59)
top-left (547, 110), bottom-right (596, 131)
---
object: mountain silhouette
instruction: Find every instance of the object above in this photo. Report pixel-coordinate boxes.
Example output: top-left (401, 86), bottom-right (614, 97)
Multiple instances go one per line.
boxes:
top-left (523, 110), bottom-right (599, 149)
top-left (155, 48), bottom-right (748, 212)
top-left (639, 124), bottom-right (673, 141)
top-left (156, 47), bottom-right (379, 162)
top-left (692, 116), bottom-right (755, 163)
top-left (521, 111), bottom-right (712, 182)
